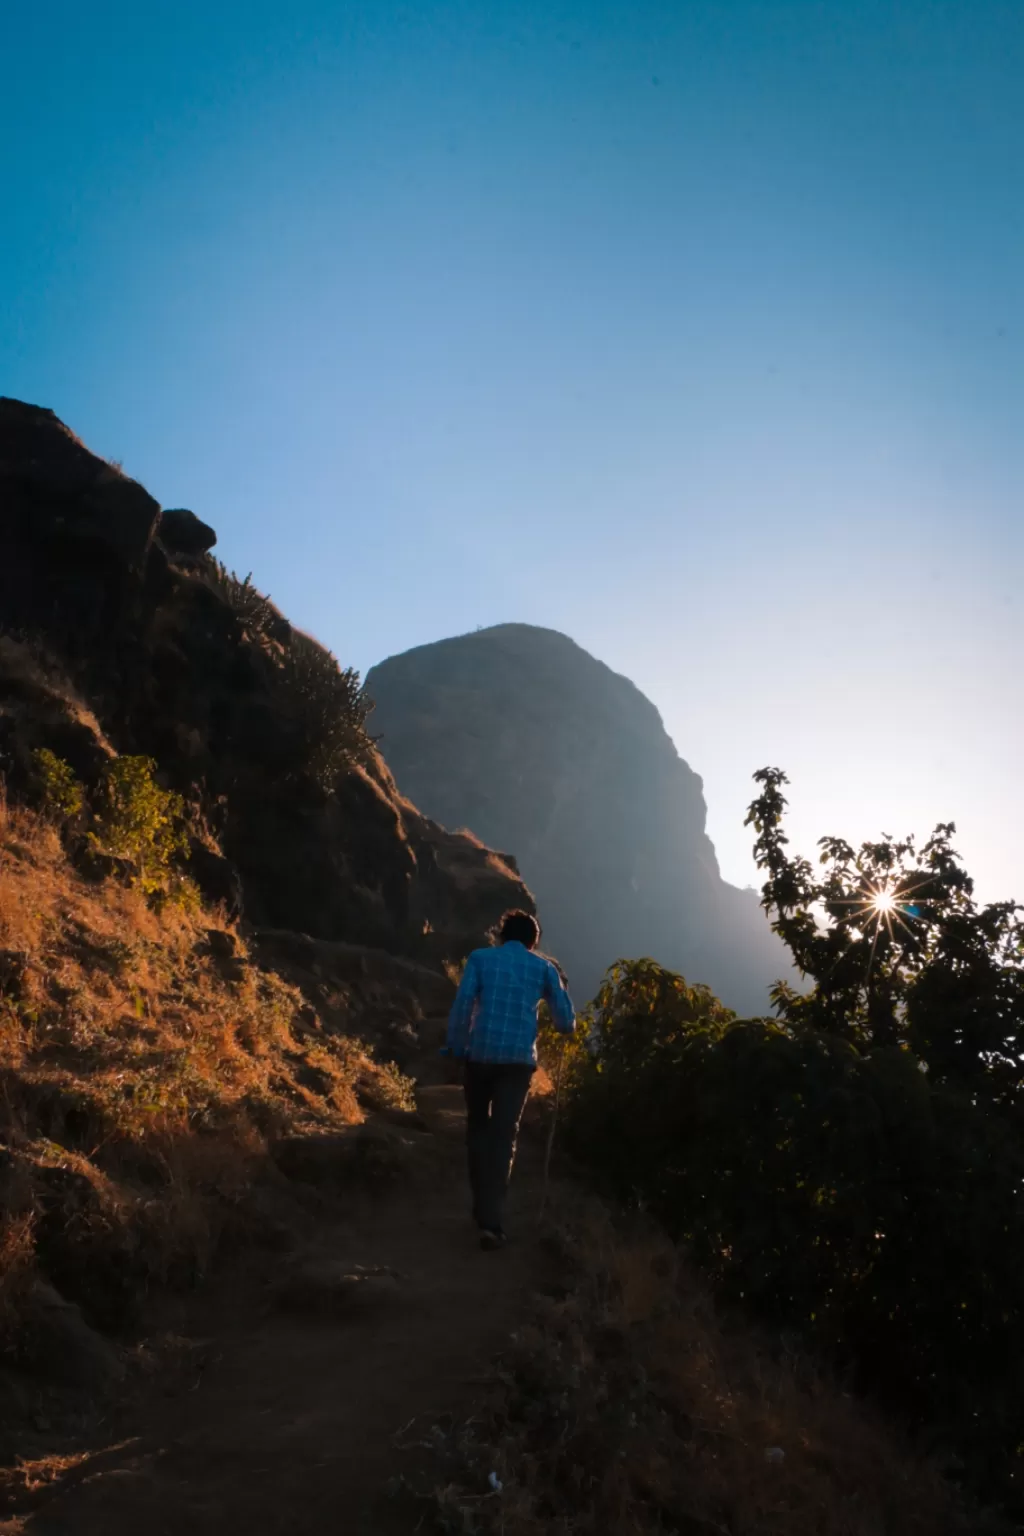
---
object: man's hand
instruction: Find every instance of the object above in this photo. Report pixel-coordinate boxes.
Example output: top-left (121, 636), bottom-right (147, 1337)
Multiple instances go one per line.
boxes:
top-left (440, 1047), bottom-right (465, 1086)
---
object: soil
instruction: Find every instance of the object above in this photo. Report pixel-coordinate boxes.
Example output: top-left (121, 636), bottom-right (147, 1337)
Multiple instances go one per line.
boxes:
top-left (4, 1084), bottom-right (557, 1536)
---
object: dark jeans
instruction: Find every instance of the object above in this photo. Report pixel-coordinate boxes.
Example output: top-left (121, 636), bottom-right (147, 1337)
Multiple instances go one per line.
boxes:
top-left (463, 1061), bottom-right (535, 1232)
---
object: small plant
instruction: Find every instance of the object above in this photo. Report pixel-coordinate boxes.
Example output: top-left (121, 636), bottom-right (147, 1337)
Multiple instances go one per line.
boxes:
top-left (364, 1059), bottom-right (417, 1113)
top-left (33, 748), bottom-right (85, 824)
top-left (163, 874), bottom-right (203, 914)
top-left (442, 957), bottom-right (466, 987)
top-left (90, 756), bottom-right (190, 896)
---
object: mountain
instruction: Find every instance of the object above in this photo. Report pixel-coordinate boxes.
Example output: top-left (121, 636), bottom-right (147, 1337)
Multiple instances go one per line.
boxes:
top-left (366, 624), bottom-right (790, 1012)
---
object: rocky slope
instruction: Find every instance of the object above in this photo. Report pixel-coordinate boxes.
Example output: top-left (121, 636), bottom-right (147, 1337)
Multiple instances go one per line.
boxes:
top-left (366, 624), bottom-right (790, 1012)
top-left (0, 397), bottom-right (530, 971)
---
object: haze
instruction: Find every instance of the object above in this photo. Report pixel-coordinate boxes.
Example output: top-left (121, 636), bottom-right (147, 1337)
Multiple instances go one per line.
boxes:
top-left (3, 0), bottom-right (1021, 900)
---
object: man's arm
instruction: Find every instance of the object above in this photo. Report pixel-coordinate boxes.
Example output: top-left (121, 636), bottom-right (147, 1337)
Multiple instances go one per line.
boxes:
top-left (446, 952), bottom-right (481, 1058)
top-left (543, 961), bottom-right (576, 1035)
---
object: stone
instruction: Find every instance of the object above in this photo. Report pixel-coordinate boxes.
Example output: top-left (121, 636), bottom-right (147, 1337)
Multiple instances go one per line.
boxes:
top-left (187, 839), bottom-right (244, 919)
top-left (273, 1123), bottom-right (421, 1188)
top-left (373, 1105), bottom-right (432, 1133)
top-left (272, 1260), bottom-right (402, 1317)
top-left (204, 928), bottom-right (238, 960)
top-left (158, 508), bottom-right (218, 556)
top-left (20, 1278), bottom-right (125, 1388)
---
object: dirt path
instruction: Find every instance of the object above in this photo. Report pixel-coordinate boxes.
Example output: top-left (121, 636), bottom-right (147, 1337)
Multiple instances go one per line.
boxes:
top-left (17, 1086), bottom-right (555, 1536)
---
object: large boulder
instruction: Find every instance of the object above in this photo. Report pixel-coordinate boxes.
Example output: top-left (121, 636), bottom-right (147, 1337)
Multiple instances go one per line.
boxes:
top-left (157, 507), bottom-right (217, 556)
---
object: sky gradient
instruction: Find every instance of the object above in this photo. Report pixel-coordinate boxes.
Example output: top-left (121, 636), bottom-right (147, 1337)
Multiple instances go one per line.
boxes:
top-left (3, 0), bottom-right (1022, 901)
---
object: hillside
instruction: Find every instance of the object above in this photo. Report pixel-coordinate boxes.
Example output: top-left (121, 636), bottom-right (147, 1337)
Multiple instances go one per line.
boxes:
top-left (366, 624), bottom-right (790, 1011)
top-left (0, 398), bottom-right (530, 965)
top-left (0, 402), bottom-right (1004, 1535)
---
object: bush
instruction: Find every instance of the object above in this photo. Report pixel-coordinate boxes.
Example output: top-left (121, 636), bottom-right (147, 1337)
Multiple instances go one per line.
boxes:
top-left (88, 756), bottom-right (195, 903)
top-left (202, 561), bottom-right (278, 641)
top-left (421, 1209), bottom-right (995, 1536)
top-left (30, 751), bottom-right (200, 907)
top-left (561, 775), bottom-right (1024, 1516)
top-left (277, 632), bottom-right (373, 791)
top-left (357, 1057), bottom-right (417, 1114)
top-left (191, 566), bottom-right (372, 791)
top-left (33, 747), bottom-right (85, 824)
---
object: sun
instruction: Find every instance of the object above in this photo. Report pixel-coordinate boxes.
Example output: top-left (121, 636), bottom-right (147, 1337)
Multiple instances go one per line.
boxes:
top-left (833, 874), bottom-right (929, 983)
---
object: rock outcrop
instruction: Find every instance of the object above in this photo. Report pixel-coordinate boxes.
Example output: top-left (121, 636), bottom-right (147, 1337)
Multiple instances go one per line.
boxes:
top-left (0, 398), bottom-right (530, 979)
top-left (366, 624), bottom-right (791, 1013)
top-left (158, 508), bottom-right (218, 555)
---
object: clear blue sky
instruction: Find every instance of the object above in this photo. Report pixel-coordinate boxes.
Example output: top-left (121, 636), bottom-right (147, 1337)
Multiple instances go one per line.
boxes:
top-left (3, 0), bottom-right (1022, 900)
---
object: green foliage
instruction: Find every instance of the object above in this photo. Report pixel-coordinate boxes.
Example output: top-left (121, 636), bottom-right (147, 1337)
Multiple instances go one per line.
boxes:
top-left (29, 750), bottom-right (199, 906)
top-left (278, 632), bottom-right (373, 792)
top-left (563, 778), bottom-right (1024, 1515)
top-left (33, 747), bottom-right (85, 824)
top-left (745, 768), bottom-right (1024, 1104)
top-left (89, 756), bottom-right (191, 897)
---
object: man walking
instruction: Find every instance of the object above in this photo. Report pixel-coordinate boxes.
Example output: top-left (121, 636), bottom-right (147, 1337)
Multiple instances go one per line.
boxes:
top-left (445, 909), bottom-right (576, 1249)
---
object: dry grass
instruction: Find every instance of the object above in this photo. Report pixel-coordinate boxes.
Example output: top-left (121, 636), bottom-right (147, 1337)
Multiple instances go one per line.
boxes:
top-left (422, 1204), bottom-right (1004, 1536)
top-left (0, 794), bottom-right (413, 1336)
top-left (0, 635), bottom-right (112, 755)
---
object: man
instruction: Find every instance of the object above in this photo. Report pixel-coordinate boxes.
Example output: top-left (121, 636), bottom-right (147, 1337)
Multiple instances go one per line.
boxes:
top-left (445, 909), bottom-right (576, 1249)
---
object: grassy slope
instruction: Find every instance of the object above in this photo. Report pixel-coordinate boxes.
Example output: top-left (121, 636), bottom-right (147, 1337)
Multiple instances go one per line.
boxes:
top-left (0, 793), bottom-right (410, 1350)
top-left (428, 1203), bottom-right (1003, 1536)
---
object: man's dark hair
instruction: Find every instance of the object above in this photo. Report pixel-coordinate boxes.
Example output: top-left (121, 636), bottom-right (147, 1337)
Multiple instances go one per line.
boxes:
top-left (498, 909), bottom-right (540, 949)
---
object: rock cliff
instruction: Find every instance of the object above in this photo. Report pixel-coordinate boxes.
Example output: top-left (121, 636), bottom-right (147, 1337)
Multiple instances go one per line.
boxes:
top-left (366, 624), bottom-right (790, 1012)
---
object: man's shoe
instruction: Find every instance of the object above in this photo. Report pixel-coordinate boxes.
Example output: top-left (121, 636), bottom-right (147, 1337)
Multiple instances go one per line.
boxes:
top-left (479, 1227), bottom-right (507, 1251)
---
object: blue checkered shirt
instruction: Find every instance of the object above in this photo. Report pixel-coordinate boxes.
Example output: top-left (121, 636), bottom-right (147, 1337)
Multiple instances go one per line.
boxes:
top-left (446, 941), bottom-right (576, 1065)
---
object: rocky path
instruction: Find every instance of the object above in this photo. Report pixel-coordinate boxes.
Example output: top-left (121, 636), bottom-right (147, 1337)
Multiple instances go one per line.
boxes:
top-left (12, 1086), bottom-right (554, 1536)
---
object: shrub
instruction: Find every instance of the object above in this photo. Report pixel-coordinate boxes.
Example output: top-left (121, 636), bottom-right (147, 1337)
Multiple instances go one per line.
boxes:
top-left (564, 962), bottom-right (1024, 1509)
top-left (190, 567), bottom-right (372, 791)
top-left (89, 756), bottom-right (191, 898)
top-left (277, 632), bottom-right (373, 791)
top-left (203, 561), bottom-right (277, 641)
top-left (420, 1209), bottom-right (996, 1536)
top-left (33, 747), bottom-right (85, 824)
top-left (357, 1057), bottom-right (417, 1114)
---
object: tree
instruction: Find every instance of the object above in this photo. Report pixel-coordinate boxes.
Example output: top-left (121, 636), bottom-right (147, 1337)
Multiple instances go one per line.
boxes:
top-left (746, 767), bottom-right (1024, 1109)
top-left (559, 773), bottom-right (1024, 1512)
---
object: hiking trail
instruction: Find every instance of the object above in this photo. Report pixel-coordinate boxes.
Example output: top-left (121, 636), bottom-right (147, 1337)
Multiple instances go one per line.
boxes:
top-left (7, 1084), bottom-right (557, 1536)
